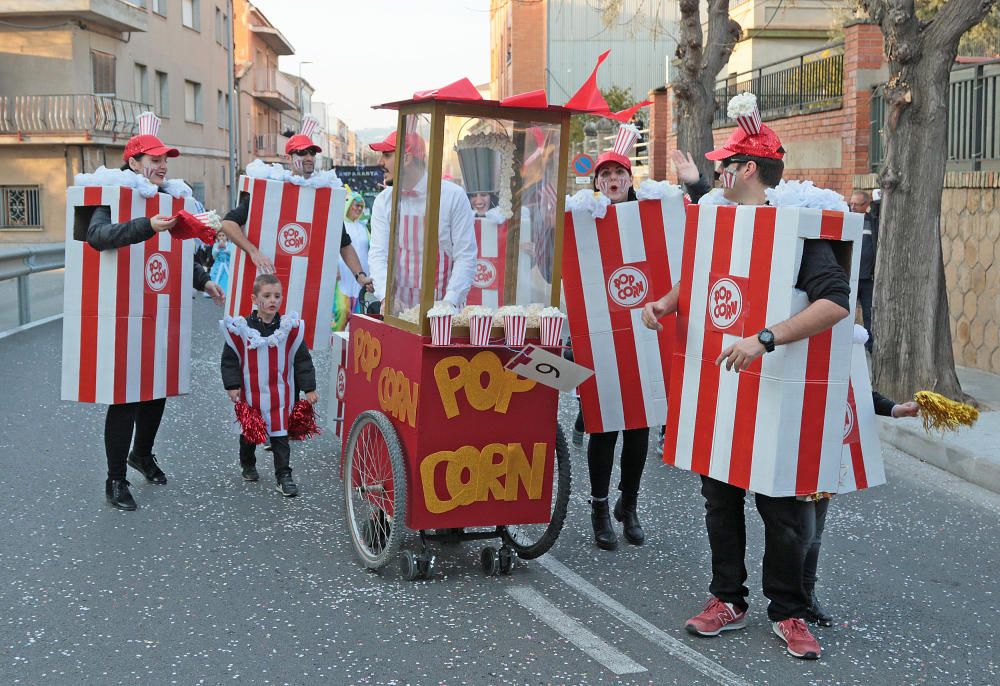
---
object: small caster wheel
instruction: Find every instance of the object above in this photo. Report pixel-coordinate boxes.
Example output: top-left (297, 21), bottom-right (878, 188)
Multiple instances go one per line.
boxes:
top-left (498, 546), bottom-right (516, 575)
top-left (400, 551), bottom-right (421, 581)
top-left (480, 546), bottom-right (500, 576)
top-left (417, 554), bottom-right (436, 579)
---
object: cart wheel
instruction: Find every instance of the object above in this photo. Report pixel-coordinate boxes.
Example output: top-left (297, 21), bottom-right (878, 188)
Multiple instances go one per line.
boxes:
top-left (500, 426), bottom-right (572, 560)
top-left (400, 551), bottom-right (421, 581)
top-left (498, 546), bottom-right (516, 575)
top-left (344, 411), bottom-right (407, 570)
top-left (417, 554), bottom-right (436, 580)
top-left (480, 546), bottom-right (501, 576)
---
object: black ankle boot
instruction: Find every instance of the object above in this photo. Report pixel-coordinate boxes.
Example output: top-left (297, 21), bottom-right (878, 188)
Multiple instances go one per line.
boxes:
top-left (805, 591), bottom-right (833, 627)
top-left (590, 499), bottom-right (618, 550)
top-left (106, 479), bottom-right (137, 511)
top-left (127, 451), bottom-right (167, 485)
top-left (613, 494), bottom-right (645, 545)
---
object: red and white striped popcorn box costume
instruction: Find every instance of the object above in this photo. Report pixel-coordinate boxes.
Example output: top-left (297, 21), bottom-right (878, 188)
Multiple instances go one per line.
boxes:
top-left (325, 331), bottom-right (350, 440)
top-left (838, 343), bottom-right (886, 493)
top-left (220, 313), bottom-right (306, 437)
top-left (563, 196), bottom-right (686, 433)
top-left (61, 185), bottom-right (197, 404)
top-left (466, 217), bottom-right (507, 308)
top-left (225, 176), bottom-right (346, 352)
top-left (664, 204), bottom-right (863, 497)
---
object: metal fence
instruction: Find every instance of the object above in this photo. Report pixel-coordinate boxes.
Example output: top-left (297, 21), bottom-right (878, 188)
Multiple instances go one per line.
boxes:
top-left (870, 60), bottom-right (1000, 172)
top-left (0, 245), bottom-right (64, 327)
top-left (0, 94), bottom-right (149, 136)
top-left (713, 45), bottom-right (845, 127)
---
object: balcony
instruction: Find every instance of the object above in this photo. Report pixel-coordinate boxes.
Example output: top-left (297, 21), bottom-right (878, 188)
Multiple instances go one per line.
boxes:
top-left (0, 94), bottom-right (150, 141)
top-left (250, 24), bottom-right (294, 56)
top-left (250, 132), bottom-right (288, 161)
top-left (252, 70), bottom-right (297, 111)
top-left (0, 0), bottom-right (148, 33)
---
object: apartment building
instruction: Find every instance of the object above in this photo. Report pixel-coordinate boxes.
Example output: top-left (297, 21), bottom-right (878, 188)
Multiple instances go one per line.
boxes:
top-left (0, 0), bottom-right (234, 243)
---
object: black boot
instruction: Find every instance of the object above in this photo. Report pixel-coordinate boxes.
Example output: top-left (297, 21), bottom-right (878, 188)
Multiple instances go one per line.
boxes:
top-left (805, 591), bottom-right (833, 627)
top-left (613, 493), bottom-right (645, 545)
top-left (590, 499), bottom-right (618, 550)
top-left (106, 479), bottom-right (137, 511)
top-left (127, 450), bottom-right (166, 485)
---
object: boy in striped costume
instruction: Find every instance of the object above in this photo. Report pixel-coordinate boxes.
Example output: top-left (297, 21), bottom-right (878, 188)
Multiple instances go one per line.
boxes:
top-left (221, 274), bottom-right (317, 497)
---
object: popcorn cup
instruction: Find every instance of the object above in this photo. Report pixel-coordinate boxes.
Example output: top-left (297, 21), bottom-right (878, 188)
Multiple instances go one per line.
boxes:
top-left (503, 313), bottom-right (527, 347)
top-left (539, 314), bottom-right (565, 347)
top-left (429, 313), bottom-right (453, 346)
top-left (469, 314), bottom-right (492, 346)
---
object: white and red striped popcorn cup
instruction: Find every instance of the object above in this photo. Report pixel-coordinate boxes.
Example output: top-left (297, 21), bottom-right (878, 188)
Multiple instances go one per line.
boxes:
top-left (539, 314), bottom-right (565, 347)
top-left (503, 313), bottom-right (527, 347)
top-left (429, 313), bottom-right (453, 346)
top-left (735, 107), bottom-right (761, 136)
top-left (469, 314), bottom-right (493, 346)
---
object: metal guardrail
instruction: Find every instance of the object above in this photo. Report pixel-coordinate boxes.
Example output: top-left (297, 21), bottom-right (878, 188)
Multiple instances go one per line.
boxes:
top-left (0, 94), bottom-right (149, 136)
top-left (0, 245), bottom-right (64, 326)
top-left (713, 45), bottom-right (845, 127)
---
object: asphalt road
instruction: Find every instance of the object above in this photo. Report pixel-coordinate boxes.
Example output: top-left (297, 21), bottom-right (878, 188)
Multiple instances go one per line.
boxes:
top-left (1, 297), bottom-right (997, 685)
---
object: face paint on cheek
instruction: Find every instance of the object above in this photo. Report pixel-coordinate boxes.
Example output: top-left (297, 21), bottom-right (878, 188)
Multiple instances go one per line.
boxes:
top-left (721, 170), bottom-right (736, 189)
top-left (596, 177), bottom-right (611, 195)
top-left (292, 156), bottom-right (303, 172)
top-left (140, 165), bottom-right (157, 180)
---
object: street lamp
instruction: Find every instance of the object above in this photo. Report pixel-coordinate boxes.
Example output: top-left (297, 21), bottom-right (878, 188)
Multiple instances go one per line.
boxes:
top-left (297, 60), bottom-right (312, 123)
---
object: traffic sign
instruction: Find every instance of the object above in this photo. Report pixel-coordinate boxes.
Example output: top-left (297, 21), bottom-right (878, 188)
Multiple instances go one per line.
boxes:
top-left (571, 153), bottom-right (595, 176)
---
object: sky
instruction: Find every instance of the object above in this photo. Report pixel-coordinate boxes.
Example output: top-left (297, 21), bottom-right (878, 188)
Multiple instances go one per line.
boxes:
top-left (251, 0), bottom-right (491, 134)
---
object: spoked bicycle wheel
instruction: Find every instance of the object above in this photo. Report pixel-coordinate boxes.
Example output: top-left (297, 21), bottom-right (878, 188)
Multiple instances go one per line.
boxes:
top-left (344, 410), bottom-right (408, 569)
top-left (500, 425), bottom-right (571, 559)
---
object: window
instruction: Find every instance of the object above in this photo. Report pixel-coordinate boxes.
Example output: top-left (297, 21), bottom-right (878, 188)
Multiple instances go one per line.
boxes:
top-left (153, 0), bottom-right (167, 16)
top-left (190, 182), bottom-right (206, 206)
top-left (217, 90), bottom-right (229, 129)
top-left (184, 80), bottom-right (202, 122)
top-left (182, 0), bottom-right (200, 30)
top-left (1, 187), bottom-right (42, 229)
top-left (155, 71), bottom-right (169, 117)
top-left (134, 63), bottom-right (149, 105)
top-left (90, 50), bottom-right (116, 96)
top-left (215, 7), bottom-right (224, 44)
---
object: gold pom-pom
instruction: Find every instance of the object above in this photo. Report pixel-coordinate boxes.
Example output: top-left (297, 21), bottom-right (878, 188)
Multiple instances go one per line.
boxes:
top-left (914, 391), bottom-right (979, 433)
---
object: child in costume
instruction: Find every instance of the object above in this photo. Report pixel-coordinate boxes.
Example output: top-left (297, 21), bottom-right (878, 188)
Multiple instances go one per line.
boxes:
top-left (209, 233), bottom-right (231, 296)
top-left (220, 274), bottom-right (318, 497)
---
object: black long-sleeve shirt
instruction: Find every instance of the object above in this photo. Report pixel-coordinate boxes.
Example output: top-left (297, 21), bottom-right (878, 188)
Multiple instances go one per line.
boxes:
top-left (86, 205), bottom-right (210, 291)
top-left (220, 312), bottom-right (316, 393)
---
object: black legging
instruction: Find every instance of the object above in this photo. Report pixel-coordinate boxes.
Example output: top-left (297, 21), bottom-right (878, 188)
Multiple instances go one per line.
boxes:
top-left (104, 399), bottom-right (167, 480)
top-left (587, 428), bottom-right (650, 499)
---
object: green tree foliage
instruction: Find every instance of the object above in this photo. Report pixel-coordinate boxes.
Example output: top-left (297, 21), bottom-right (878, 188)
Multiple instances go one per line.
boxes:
top-left (917, 0), bottom-right (1000, 55)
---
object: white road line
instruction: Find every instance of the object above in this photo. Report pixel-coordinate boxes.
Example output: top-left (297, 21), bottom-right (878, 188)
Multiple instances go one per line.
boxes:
top-left (538, 556), bottom-right (751, 686)
top-left (506, 586), bottom-right (647, 676)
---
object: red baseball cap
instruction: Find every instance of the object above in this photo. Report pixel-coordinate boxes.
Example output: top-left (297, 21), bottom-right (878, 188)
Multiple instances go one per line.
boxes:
top-left (594, 151), bottom-right (631, 177)
top-left (122, 134), bottom-right (179, 162)
top-left (369, 131), bottom-right (397, 153)
top-left (285, 134), bottom-right (322, 155)
top-left (705, 125), bottom-right (784, 161)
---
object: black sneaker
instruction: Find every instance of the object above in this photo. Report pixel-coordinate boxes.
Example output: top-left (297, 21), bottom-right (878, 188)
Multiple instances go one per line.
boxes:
top-left (106, 479), bottom-right (137, 511)
top-left (805, 593), bottom-right (833, 627)
top-left (127, 451), bottom-right (167, 485)
top-left (241, 465), bottom-right (259, 482)
top-left (276, 475), bottom-right (298, 497)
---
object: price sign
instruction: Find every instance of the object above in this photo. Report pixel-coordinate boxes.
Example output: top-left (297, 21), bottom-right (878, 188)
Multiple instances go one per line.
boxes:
top-left (504, 344), bottom-right (594, 392)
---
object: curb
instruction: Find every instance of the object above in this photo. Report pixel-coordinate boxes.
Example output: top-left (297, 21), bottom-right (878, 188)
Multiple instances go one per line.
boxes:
top-left (879, 419), bottom-right (1000, 495)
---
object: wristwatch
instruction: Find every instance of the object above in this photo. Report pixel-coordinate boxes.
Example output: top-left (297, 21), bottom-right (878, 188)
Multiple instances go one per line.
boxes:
top-left (757, 328), bottom-right (775, 353)
top-left (354, 270), bottom-right (367, 281)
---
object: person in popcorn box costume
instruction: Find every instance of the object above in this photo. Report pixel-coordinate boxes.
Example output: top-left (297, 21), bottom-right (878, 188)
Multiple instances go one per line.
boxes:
top-left (85, 112), bottom-right (225, 511)
top-left (574, 123), bottom-right (652, 551)
top-left (641, 93), bottom-right (852, 660)
top-left (220, 116), bottom-right (374, 295)
top-left (220, 274), bottom-right (318, 497)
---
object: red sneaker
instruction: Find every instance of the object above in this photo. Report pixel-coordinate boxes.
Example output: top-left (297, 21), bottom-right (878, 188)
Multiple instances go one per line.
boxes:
top-left (773, 618), bottom-right (822, 659)
top-left (685, 597), bottom-right (748, 637)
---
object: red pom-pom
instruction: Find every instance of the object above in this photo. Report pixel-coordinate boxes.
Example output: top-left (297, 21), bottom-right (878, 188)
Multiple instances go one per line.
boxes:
top-left (288, 399), bottom-right (320, 441)
top-left (235, 400), bottom-right (269, 445)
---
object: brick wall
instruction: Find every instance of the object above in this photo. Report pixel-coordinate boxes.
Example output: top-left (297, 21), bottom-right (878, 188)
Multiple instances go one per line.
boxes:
top-left (648, 21), bottom-right (885, 198)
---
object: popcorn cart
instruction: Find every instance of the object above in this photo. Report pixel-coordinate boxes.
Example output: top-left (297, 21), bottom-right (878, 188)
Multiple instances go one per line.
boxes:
top-left (337, 88), bottom-right (574, 579)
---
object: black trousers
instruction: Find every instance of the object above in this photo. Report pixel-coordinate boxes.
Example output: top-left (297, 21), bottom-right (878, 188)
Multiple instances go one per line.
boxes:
top-left (803, 497), bottom-right (831, 596)
top-left (587, 428), bottom-right (650, 500)
top-left (859, 278), bottom-right (874, 351)
top-left (240, 435), bottom-right (291, 478)
top-left (104, 399), bottom-right (167, 481)
top-left (700, 475), bottom-right (815, 621)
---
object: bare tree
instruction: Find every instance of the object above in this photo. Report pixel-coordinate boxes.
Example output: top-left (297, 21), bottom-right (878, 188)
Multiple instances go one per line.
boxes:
top-left (858, 0), bottom-right (996, 402)
top-left (672, 0), bottom-right (742, 181)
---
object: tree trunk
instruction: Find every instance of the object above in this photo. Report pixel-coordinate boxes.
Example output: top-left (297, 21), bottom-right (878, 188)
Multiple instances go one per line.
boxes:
top-left (672, 0), bottom-right (741, 179)
top-left (863, 0), bottom-right (996, 403)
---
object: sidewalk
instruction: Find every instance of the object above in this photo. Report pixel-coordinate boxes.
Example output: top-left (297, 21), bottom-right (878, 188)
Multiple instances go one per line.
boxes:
top-left (879, 366), bottom-right (1000, 494)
